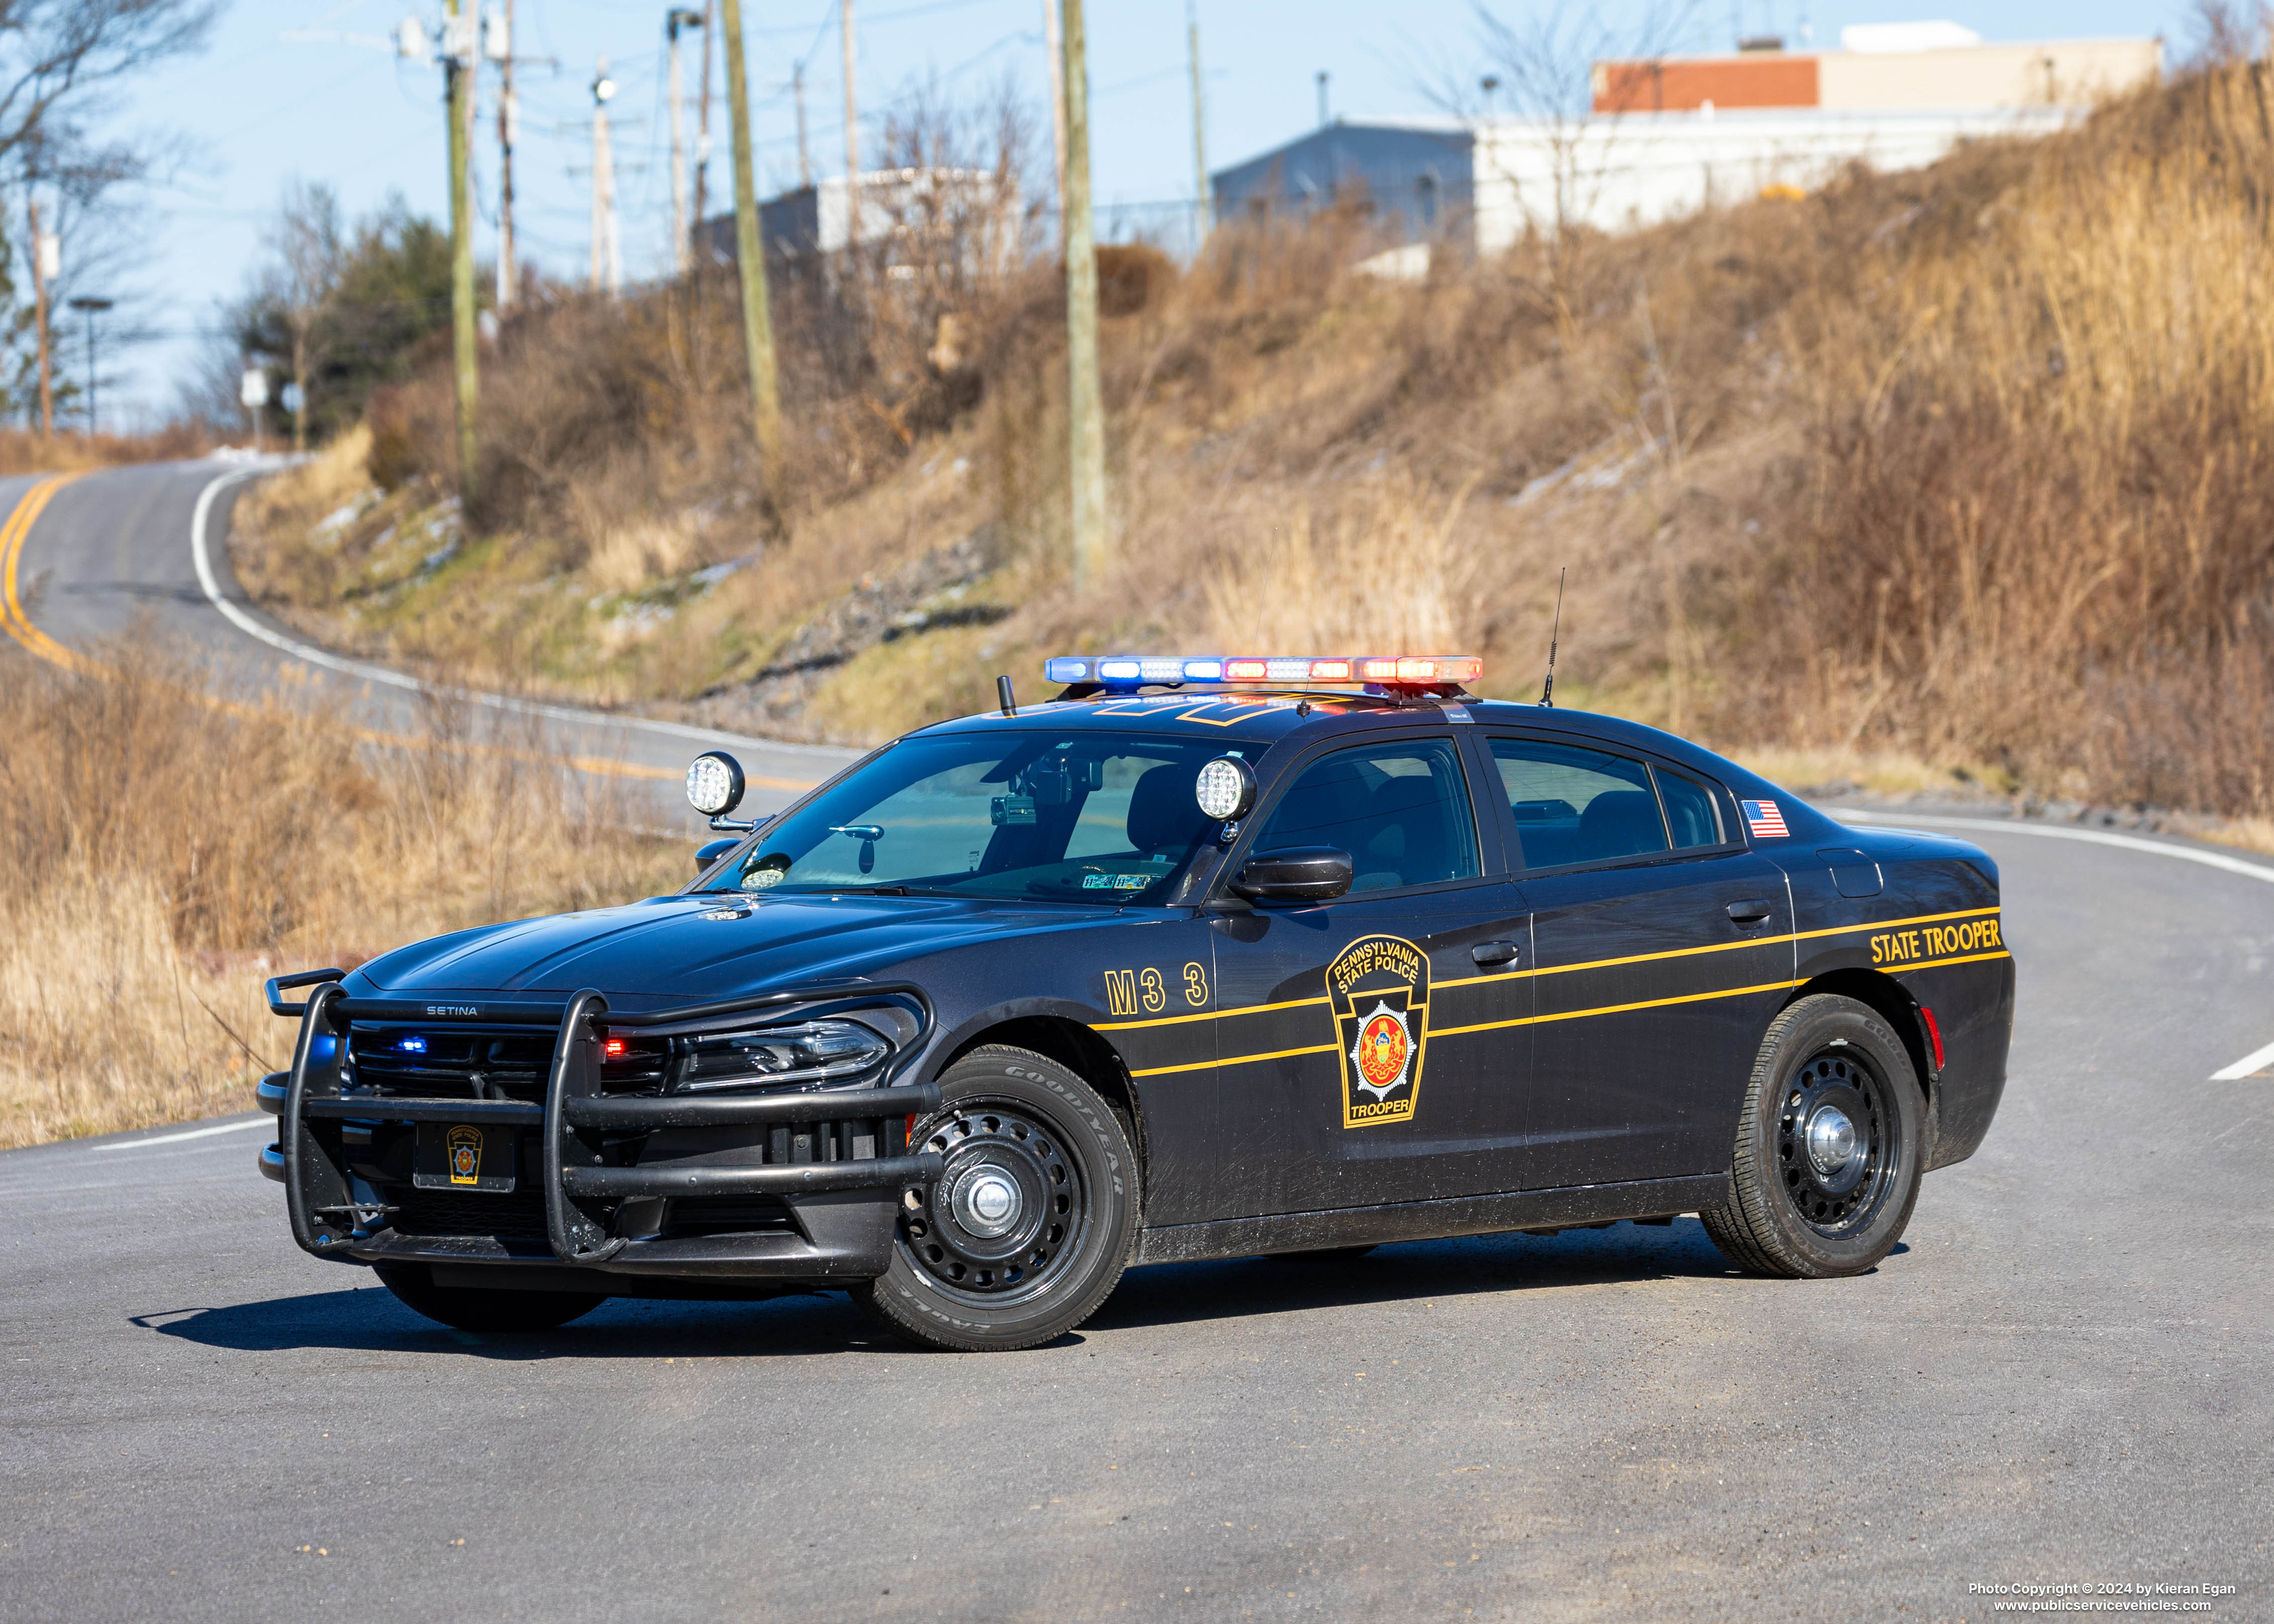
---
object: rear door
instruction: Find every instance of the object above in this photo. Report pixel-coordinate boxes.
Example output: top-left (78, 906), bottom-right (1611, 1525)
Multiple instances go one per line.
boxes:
top-left (1479, 732), bottom-right (1794, 1190)
top-left (1201, 730), bottom-right (1531, 1218)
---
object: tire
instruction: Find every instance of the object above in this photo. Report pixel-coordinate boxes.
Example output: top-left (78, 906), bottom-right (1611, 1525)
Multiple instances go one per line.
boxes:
top-left (1271, 1245), bottom-right (1378, 1262)
top-left (373, 1263), bottom-right (607, 1333)
top-left (854, 1044), bottom-right (1139, 1352)
top-left (1700, 994), bottom-right (1925, 1278)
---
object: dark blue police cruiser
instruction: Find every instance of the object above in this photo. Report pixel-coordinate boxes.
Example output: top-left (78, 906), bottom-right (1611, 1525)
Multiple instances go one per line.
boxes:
top-left (261, 653), bottom-right (2013, 1351)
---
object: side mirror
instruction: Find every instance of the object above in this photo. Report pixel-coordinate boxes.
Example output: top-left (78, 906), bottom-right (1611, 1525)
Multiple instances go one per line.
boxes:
top-left (1228, 846), bottom-right (1352, 904)
top-left (693, 837), bottom-right (742, 874)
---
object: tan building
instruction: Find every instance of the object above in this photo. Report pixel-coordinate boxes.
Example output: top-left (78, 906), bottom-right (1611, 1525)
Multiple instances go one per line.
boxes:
top-left (1595, 28), bottom-right (2160, 114)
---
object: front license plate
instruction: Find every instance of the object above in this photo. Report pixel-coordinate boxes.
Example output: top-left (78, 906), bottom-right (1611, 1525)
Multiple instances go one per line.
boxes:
top-left (412, 1123), bottom-right (516, 1193)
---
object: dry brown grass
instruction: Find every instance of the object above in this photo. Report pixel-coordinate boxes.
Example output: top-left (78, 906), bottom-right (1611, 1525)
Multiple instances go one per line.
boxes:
top-left (0, 636), bottom-right (683, 1148)
top-left (239, 63), bottom-right (2274, 826)
top-left (0, 423), bottom-right (215, 475)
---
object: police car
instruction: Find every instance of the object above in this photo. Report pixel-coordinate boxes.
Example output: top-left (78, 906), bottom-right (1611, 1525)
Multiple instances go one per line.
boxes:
top-left (260, 653), bottom-right (2013, 1352)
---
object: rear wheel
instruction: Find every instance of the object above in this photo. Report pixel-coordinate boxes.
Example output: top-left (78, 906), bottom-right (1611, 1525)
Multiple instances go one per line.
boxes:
top-left (374, 1264), bottom-right (607, 1333)
top-left (1700, 994), bottom-right (1924, 1278)
top-left (854, 1045), bottom-right (1138, 1352)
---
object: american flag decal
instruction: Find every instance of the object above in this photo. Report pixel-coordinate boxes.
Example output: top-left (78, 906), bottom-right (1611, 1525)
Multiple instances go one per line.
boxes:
top-left (1741, 800), bottom-right (1789, 839)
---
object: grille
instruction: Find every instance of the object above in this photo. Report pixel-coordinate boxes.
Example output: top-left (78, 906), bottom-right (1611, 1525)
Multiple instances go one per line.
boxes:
top-left (344, 1025), bottom-right (670, 1101)
top-left (393, 1185), bottom-right (552, 1240)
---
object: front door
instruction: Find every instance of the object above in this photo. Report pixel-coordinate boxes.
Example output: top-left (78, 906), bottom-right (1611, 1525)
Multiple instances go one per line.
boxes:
top-left (1202, 731), bottom-right (1531, 1219)
top-left (1480, 732), bottom-right (1795, 1191)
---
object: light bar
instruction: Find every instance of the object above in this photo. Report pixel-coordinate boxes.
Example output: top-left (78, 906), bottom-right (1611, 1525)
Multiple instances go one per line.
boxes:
top-left (1043, 655), bottom-right (1482, 689)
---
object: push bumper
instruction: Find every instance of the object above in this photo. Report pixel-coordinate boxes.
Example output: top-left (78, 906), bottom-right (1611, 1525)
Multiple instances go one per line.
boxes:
top-left (262, 978), bottom-right (942, 1283)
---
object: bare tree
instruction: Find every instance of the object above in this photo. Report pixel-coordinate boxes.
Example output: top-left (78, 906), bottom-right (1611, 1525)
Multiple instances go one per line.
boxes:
top-left (0, 1), bottom-right (217, 167)
top-left (259, 178), bottom-right (345, 453)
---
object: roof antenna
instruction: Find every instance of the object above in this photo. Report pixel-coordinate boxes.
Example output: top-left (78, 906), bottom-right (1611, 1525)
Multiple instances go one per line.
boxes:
top-left (1538, 568), bottom-right (1565, 708)
top-left (995, 674), bottom-right (1018, 717)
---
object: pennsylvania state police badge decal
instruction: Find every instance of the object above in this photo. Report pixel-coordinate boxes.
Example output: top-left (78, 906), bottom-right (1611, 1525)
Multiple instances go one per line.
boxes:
top-left (1326, 934), bottom-right (1431, 1129)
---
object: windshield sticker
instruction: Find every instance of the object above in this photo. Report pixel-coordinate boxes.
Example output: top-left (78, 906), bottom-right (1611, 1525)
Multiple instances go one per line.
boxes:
top-left (1327, 934), bottom-right (1431, 1129)
top-left (1081, 873), bottom-right (1156, 891)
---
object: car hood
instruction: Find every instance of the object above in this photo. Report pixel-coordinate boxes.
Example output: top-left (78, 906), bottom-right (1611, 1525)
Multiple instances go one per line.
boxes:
top-left (354, 892), bottom-right (1098, 1002)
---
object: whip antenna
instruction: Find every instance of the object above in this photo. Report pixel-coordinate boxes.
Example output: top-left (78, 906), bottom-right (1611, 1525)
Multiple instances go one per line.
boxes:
top-left (1539, 568), bottom-right (1565, 708)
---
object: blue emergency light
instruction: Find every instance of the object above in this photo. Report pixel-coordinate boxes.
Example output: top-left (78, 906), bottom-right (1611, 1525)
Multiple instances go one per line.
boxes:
top-left (1043, 654), bottom-right (1483, 689)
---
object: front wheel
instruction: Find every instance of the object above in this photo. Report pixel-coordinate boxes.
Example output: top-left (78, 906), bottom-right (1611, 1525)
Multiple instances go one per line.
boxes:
top-left (854, 1045), bottom-right (1139, 1352)
top-left (1700, 994), bottom-right (1924, 1278)
top-left (374, 1263), bottom-right (607, 1333)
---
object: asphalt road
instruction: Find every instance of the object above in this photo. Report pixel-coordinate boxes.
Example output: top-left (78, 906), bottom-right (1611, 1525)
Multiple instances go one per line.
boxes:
top-left (0, 460), bottom-right (858, 822)
top-left (3, 817), bottom-right (2268, 1621)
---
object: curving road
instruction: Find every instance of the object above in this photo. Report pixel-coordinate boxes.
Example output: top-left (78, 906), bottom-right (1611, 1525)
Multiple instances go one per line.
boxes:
top-left (1, 466), bottom-right (2270, 1619)
top-left (0, 460), bottom-right (859, 823)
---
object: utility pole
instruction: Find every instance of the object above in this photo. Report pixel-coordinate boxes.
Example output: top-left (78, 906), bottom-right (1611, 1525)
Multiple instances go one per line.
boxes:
top-left (590, 58), bottom-right (622, 295)
top-left (1060, 0), bottom-right (1106, 588)
top-left (67, 296), bottom-right (111, 438)
top-left (668, 9), bottom-right (702, 276)
top-left (1316, 70), bottom-right (1330, 129)
top-left (445, 0), bottom-right (480, 507)
top-left (1186, 0), bottom-right (1209, 250)
top-left (841, 0), bottom-right (860, 248)
top-left (1045, 0), bottom-right (1066, 245)
top-left (793, 61), bottom-right (811, 187)
top-left (692, 0), bottom-right (715, 238)
top-left (28, 193), bottom-right (55, 436)
top-left (491, 0), bottom-right (516, 310)
top-left (721, 0), bottom-right (782, 486)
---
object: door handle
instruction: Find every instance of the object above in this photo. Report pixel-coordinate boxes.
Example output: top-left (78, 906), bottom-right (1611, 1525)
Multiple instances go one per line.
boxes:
top-left (1471, 940), bottom-right (1521, 966)
top-left (1725, 899), bottom-right (1776, 924)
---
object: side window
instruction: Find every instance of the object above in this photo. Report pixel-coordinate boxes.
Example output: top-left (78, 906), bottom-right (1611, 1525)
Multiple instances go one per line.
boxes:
top-left (1656, 768), bottom-right (1724, 850)
top-left (1254, 738), bottom-right (1480, 894)
top-left (1488, 738), bottom-right (1669, 869)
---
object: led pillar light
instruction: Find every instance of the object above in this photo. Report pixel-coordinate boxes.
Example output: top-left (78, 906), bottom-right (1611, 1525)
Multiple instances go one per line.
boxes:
top-left (685, 751), bottom-right (747, 818)
top-left (1194, 755), bottom-right (1259, 821)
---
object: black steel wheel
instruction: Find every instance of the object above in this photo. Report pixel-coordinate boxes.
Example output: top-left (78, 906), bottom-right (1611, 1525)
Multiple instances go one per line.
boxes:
top-left (1701, 994), bottom-right (1925, 1278)
top-left (854, 1045), bottom-right (1138, 1351)
top-left (373, 1263), bottom-right (606, 1333)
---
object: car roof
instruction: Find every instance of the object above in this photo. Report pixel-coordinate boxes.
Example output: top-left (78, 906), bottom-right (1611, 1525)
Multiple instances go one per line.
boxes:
top-left (909, 691), bottom-right (1766, 783)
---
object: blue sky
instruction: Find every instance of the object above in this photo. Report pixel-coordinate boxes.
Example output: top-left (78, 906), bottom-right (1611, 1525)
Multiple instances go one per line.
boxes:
top-left (84, 0), bottom-right (2199, 423)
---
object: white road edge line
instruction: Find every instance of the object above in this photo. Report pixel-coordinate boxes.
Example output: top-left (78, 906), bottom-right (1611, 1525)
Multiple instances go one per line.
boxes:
top-left (90, 1118), bottom-right (270, 1151)
top-left (2209, 1039), bottom-right (2274, 1082)
top-left (186, 464), bottom-right (802, 754)
top-left (1827, 807), bottom-right (2274, 885)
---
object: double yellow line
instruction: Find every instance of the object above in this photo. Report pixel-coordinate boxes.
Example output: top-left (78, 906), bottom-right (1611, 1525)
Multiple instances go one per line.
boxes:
top-left (0, 473), bottom-right (93, 673)
top-left (0, 473), bottom-right (802, 792)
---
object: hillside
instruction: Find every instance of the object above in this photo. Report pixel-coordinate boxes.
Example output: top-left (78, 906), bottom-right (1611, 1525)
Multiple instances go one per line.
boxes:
top-left (236, 62), bottom-right (2274, 826)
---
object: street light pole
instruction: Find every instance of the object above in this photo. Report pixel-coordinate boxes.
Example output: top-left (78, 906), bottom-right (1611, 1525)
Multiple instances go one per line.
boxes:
top-left (67, 295), bottom-right (112, 439)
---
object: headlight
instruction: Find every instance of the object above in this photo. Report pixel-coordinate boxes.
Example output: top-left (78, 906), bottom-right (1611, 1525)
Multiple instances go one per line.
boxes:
top-left (672, 1019), bottom-right (892, 1094)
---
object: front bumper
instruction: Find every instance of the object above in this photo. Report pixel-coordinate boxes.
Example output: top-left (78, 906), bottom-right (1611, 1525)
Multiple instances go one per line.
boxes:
top-left (261, 980), bottom-right (943, 1283)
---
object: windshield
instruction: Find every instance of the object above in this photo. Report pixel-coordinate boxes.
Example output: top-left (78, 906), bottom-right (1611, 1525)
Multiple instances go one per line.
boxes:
top-left (702, 731), bottom-right (1249, 904)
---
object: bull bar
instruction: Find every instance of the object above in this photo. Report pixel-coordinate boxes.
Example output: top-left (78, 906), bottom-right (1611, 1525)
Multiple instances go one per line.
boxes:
top-left (261, 970), bottom-right (945, 1279)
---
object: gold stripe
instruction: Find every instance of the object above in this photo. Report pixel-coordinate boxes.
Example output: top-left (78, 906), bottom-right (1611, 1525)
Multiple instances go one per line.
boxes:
top-left (1432, 906), bottom-right (2001, 990)
top-left (1096, 993), bottom-right (1328, 1031)
top-left (1098, 904), bottom-right (2004, 1032)
top-left (1130, 1042), bottom-right (1337, 1078)
top-left (1432, 977), bottom-right (1806, 1037)
top-left (1886, 948), bottom-right (2011, 972)
top-left (1792, 906), bottom-right (2001, 945)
